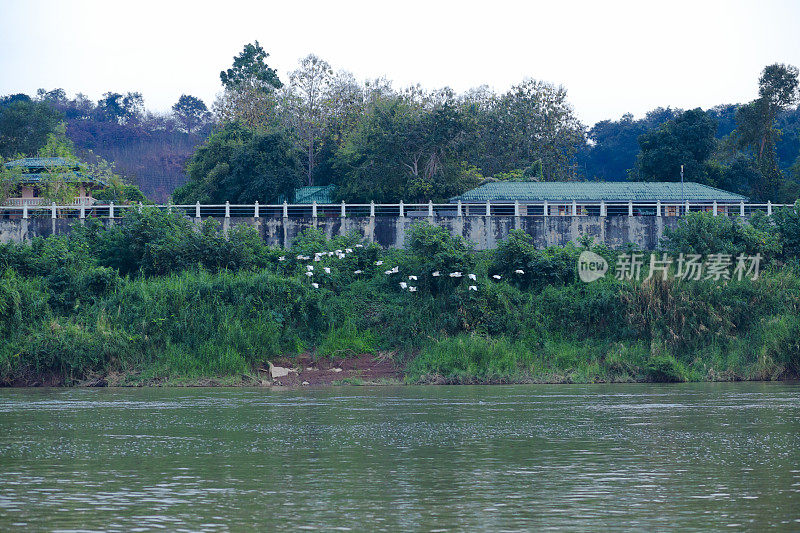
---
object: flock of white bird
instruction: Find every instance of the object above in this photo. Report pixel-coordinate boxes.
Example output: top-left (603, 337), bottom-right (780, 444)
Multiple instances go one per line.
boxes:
top-left (276, 244), bottom-right (527, 292)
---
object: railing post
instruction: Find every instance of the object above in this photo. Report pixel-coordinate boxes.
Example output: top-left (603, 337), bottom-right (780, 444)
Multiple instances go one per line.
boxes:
top-left (22, 204), bottom-right (28, 219)
top-left (109, 201), bottom-right (114, 219)
top-left (600, 200), bottom-right (606, 217)
top-left (399, 200), bottom-right (405, 218)
top-left (80, 203), bottom-right (85, 219)
top-left (51, 202), bottom-right (56, 219)
top-left (571, 200), bottom-right (577, 216)
top-left (514, 200), bottom-right (520, 217)
top-left (656, 200), bottom-right (661, 217)
top-left (485, 200), bottom-right (491, 217)
top-left (713, 200), bottom-right (718, 217)
top-left (225, 201), bottom-right (230, 218)
top-left (340, 201), bottom-right (346, 218)
top-left (428, 200), bottom-right (434, 217)
top-left (543, 200), bottom-right (548, 217)
top-left (283, 201), bottom-right (288, 218)
top-left (370, 200), bottom-right (375, 218)
top-left (685, 200), bottom-right (690, 216)
top-left (457, 200), bottom-right (462, 217)
top-left (740, 201), bottom-right (745, 218)
top-left (628, 201), bottom-right (633, 217)
top-left (767, 201), bottom-right (772, 216)
top-left (312, 201), bottom-right (317, 219)
top-left (167, 200), bottom-right (172, 214)
top-left (195, 201), bottom-right (201, 219)
top-left (254, 201), bottom-right (259, 218)
top-left (138, 201), bottom-right (143, 213)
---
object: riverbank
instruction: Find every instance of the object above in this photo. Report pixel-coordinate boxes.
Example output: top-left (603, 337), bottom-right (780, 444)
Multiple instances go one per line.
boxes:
top-left (1, 208), bottom-right (799, 387)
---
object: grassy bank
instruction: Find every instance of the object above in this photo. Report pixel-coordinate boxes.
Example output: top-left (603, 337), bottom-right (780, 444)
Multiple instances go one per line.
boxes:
top-left (1, 208), bottom-right (799, 386)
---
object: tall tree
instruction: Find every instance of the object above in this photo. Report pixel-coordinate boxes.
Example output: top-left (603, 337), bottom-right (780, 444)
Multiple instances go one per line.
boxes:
top-left (0, 97), bottom-right (63, 158)
top-left (288, 54), bottom-right (333, 185)
top-left (636, 108), bottom-right (717, 182)
top-left (172, 94), bottom-right (210, 133)
top-left (214, 42), bottom-right (283, 130)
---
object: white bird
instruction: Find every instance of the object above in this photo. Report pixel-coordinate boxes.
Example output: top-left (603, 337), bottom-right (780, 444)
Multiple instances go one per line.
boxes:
top-left (391, 266), bottom-right (399, 273)
top-left (408, 275), bottom-right (417, 281)
top-left (345, 248), bottom-right (353, 254)
top-left (492, 274), bottom-right (502, 280)
top-left (376, 261), bottom-right (384, 266)
top-left (356, 244), bottom-right (363, 248)
top-left (408, 286), bottom-right (418, 292)
top-left (328, 252), bottom-right (334, 257)
top-left (296, 255), bottom-right (303, 260)
top-left (306, 265), bottom-right (314, 271)
top-left (514, 269), bottom-right (525, 275)
top-left (449, 272), bottom-right (462, 278)
top-left (399, 282), bottom-right (408, 289)
top-left (305, 271), bottom-right (314, 277)
top-left (468, 273), bottom-right (477, 280)
top-left (278, 256), bottom-right (285, 261)
top-left (335, 249), bottom-right (342, 254)
top-left (324, 267), bottom-right (331, 274)
top-left (469, 285), bottom-right (478, 291)
top-left (354, 270), bottom-right (363, 274)
top-left (314, 256), bottom-right (321, 262)
top-left (432, 271), bottom-right (440, 277)
top-left (311, 282), bottom-right (319, 289)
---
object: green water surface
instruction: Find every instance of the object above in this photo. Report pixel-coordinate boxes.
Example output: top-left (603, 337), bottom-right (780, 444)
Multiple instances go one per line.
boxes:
top-left (0, 383), bottom-right (798, 531)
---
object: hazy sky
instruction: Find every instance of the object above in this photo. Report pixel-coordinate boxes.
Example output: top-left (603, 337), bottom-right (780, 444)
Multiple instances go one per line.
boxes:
top-left (2, 0), bottom-right (799, 125)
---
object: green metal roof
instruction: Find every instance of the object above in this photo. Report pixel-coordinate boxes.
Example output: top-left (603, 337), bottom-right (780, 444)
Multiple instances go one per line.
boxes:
top-left (3, 157), bottom-right (107, 187)
top-left (294, 185), bottom-right (335, 204)
top-left (5, 157), bottom-right (80, 171)
top-left (450, 181), bottom-right (748, 203)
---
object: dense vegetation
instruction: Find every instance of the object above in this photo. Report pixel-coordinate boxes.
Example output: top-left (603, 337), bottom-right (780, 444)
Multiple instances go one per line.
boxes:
top-left (1, 208), bottom-right (799, 386)
top-left (2, 44), bottom-right (799, 204)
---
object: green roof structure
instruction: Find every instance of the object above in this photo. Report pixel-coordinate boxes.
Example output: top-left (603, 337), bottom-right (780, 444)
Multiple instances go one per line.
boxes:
top-left (3, 157), bottom-right (108, 187)
top-left (293, 185), bottom-right (335, 204)
top-left (450, 181), bottom-right (748, 203)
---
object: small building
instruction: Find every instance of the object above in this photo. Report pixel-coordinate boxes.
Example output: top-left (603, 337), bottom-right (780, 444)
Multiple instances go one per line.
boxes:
top-left (292, 185), bottom-right (335, 204)
top-left (449, 181), bottom-right (748, 216)
top-left (2, 157), bottom-right (107, 206)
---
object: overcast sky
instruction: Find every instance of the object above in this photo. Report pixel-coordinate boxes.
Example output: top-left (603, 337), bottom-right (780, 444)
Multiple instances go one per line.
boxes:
top-left (2, 0), bottom-right (799, 126)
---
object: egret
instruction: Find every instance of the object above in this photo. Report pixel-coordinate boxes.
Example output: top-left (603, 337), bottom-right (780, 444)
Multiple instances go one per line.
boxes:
top-left (469, 285), bottom-right (478, 291)
top-left (314, 256), bottom-right (321, 262)
top-left (345, 248), bottom-right (353, 253)
top-left (305, 271), bottom-right (313, 277)
top-left (432, 271), bottom-right (440, 277)
top-left (408, 275), bottom-right (417, 280)
top-left (312, 282), bottom-right (319, 289)
top-left (468, 274), bottom-right (477, 280)
top-left (408, 287), bottom-right (418, 292)
top-left (335, 249), bottom-right (342, 254)
top-left (399, 282), bottom-right (408, 289)
top-left (278, 256), bottom-right (285, 261)
top-left (492, 274), bottom-right (502, 280)
top-left (306, 265), bottom-right (314, 271)
top-left (449, 272), bottom-right (462, 278)
top-left (376, 261), bottom-right (384, 266)
top-left (514, 269), bottom-right (524, 275)
top-left (356, 244), bottom-right (363, 248)
top-left (354, 270), bottom-right (363, 274)
top-left (324, 267), bottom-right (331, 274)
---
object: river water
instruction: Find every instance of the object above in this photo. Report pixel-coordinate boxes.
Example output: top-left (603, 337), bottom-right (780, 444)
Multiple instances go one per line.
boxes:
top-left (0, 383), bottom-right (798, 531)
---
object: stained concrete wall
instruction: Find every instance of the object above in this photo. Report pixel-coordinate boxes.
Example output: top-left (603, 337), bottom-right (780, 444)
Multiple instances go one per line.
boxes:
top-left (0, 215), bottom-right (682, 249)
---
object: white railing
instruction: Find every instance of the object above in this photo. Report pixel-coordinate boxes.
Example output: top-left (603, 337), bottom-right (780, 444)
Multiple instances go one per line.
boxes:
top-left (0, 200), bottom-right (795, 220)
top-left (5, 197), bottom-right (94, 207)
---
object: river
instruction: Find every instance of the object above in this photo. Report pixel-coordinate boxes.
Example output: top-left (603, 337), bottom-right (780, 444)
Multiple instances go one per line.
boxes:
top-left (0, 383), bottom-right (798, 531)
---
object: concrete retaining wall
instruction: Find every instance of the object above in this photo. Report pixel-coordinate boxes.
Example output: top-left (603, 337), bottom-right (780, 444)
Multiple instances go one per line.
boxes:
top-left (0, 215), bottom-right (682, 249)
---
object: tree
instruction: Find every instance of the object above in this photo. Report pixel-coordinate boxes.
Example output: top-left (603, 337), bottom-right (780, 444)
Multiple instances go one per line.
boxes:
top-left (732, 64), bottom-right (800, 200)
top-left (96, 92), bottom-right (143, 124)
top-left (173, 123), bottom-right (302, 204)
top-left (288, 54), bottom-right (333, 185)
top-left (214, 42), bottom-right (283, 130)
top-left (0, 98), bottom-right (63, 158)
top-left (172, 94), bottom-right (210, 133)
top-left (335, 98), bottom-right (479, 202)
top-left (461, 80), bottom-right (584, 179)
top-left (636, 108), bottom-right (717, 182)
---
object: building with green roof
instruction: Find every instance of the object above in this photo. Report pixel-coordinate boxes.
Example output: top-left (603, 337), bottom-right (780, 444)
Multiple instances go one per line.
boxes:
top-left (3, 157), bottom-right (107, 206)
top-left (450, 181), bottom-right (748, 216)
top-left (292, 185), bottom-right (335, 204)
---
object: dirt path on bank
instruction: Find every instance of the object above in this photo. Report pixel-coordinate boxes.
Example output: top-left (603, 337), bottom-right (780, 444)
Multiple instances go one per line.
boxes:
top-left (259, 353), bottom-right (403, 386)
